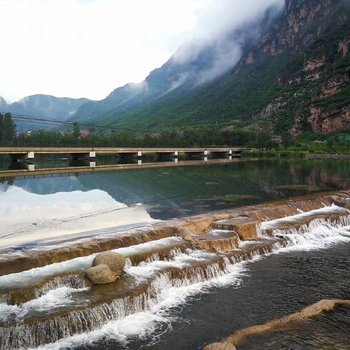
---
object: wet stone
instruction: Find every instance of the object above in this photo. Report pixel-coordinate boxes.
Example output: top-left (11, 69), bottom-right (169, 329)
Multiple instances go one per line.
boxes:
top-left (334, 199), bottom-right (350, 210)
top-left (86, 264), bottom-right (117, 285)
top-left (87, 251), bottom-right (126, 285)
top-left (212, 217), bottom-right (258, 240)
top-left (195, 231), bottom-right (240, 253)
top-left (203, 342), bottom-right (236, 350)
top-left (92, 251), bottom-right (126, 275)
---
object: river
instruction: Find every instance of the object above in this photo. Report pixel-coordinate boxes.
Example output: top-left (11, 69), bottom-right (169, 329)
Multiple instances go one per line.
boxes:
top-left (0, 158), bottom-right (349, 349)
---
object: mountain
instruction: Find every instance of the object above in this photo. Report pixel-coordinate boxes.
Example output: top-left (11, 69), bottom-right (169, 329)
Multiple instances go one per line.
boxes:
top-left (70, 0), bottom-right (350, 136)
top-left (0, 95), bottom-right (91, 132)
top-left (70, 3), bottom-right (283, 126)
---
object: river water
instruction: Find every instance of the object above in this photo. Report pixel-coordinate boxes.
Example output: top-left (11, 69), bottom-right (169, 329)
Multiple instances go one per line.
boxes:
top-left (123, 242), bottom-right (350, 350)
top-left (0, 158), bottom-right (350, 349)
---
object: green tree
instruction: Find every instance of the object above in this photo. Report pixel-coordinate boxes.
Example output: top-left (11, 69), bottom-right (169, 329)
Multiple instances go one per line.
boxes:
top-left (0, 113), bottom-right (4, 144)
top-left (1, 113), bottom-right (16, 145)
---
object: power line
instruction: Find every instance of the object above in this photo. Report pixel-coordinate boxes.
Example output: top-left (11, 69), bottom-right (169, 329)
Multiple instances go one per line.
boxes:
top-left (10, 113), bottom-right (237, 133)
top-left (11, 113), bottom-right (138, 133)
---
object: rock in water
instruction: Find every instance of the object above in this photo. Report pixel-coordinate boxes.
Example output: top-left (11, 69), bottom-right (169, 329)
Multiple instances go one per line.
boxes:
top-left (86, 251), bottom-right (126, 285)
top-left (92, 251), bottom-right (126, 275)
top-left (86, 264), bottom-right (117, 284)
top-left (203, 342), bottom-right (236, 350)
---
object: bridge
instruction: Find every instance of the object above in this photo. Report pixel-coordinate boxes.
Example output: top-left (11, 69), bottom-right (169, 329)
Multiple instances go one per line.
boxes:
top-left (0, 147), bottom-right (246, 163)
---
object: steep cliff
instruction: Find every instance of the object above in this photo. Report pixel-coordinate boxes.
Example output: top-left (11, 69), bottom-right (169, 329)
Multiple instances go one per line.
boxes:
top-left (249, 0), bottom-right (350, 136)
top-left (71, 0), bottom-right (350, 135)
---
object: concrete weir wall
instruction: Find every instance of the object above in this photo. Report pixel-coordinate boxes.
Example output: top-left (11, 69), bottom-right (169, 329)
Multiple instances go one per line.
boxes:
top-left (1, 190), bottom-right (350, 349)
top-left (1, 189), bottom-right (349, 277)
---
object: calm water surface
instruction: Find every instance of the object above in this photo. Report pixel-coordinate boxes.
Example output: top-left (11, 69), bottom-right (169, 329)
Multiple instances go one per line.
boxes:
top-left (1, 158), bottom-right (350, 220)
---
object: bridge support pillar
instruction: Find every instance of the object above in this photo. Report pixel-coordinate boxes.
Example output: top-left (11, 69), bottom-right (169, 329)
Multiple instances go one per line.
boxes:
top-left (70, 152), bottom-right (96, 162)
top-left (116, 152), bottom-right (142, 162)
top-left (10, 152), bottom-right (35, 163)
top-left (185, 151), bottom-right (209, 159)
top-left (156, 151), bottom-right (178, 160)
top-left (69, 152), bottom-right (96, 167)
top-left (232, 150), bottom-right (242, 157)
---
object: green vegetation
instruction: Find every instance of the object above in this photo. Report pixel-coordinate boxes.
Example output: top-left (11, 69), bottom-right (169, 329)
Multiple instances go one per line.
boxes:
top-left (0, 113), bottom-right (16, 145)
top-left (14, 126), bottom-right (277, 148)
top-left (7, 122), bottom-right (348, 158)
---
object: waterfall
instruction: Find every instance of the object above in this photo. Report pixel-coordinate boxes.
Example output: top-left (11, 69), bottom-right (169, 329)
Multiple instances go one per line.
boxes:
top-left (1, 206), bottom-right (350, 349)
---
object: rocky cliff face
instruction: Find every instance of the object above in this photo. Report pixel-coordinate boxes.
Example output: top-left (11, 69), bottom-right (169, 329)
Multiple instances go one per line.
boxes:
top-left (69, 0), bottom-right (350, 134)
top-left (242, 0), bottom-right (338, 62)
top-left (245, 0), bottom-right (350, 136)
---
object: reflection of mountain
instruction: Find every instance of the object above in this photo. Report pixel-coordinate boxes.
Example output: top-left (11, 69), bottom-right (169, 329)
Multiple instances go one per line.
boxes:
top-left (0, 186), bottom-right (153, 250)
top-left (11, 160), bottom-right (350, 220)
top-left (15, 176), bottom-right (87, 194)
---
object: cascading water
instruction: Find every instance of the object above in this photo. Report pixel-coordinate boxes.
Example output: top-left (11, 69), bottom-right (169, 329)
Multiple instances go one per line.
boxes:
top-left (0, 205), bottom-right (350, 349)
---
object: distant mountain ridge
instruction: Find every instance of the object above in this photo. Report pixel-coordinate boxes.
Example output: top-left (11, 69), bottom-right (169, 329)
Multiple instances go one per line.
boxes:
top-left (0, 94), bottom-right (91, 131)
top-left (69, 0), bottom-right (350, 136)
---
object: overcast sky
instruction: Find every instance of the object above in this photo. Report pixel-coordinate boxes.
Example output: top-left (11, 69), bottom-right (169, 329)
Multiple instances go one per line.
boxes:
top-left (0, 0), bottom-right (283, 102)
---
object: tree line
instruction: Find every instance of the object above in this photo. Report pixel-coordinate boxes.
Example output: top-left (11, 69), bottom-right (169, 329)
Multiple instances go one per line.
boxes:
top-left (14, 125), bottom-right (277, 148)
top-left (0, 113), bottom-right (277, 148)
top-left (0, 113), bottom-right (16, 146)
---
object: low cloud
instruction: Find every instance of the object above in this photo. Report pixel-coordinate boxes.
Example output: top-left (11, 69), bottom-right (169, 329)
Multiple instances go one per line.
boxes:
top-left (172, 0), bottom-right (284, 86)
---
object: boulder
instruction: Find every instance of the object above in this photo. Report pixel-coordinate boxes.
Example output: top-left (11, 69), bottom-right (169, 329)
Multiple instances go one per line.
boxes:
top-left (86, 251), bottom-right (126, 285)
top-left (92, 251), bottom-right (126, 276)
top-left (86, 264), bottom-right (117, 285)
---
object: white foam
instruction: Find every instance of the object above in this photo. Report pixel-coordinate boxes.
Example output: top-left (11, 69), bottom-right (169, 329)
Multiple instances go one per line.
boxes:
top-left (0, 186), bottom-right (154, 249)
top-left (273, 221), bottom-right (350, 253)
top-left (0, 237), bottom-right (183, 290)
top-left (0, 255), bottom-right (94, 290)
top-left (0, 286), bottom-right (87, 323)
top-left (261, 204), bottom-right (347, 230)
top-left (29, 262), bottom-right (247, 350)
top-left (126, 250), bottom-right (216, 280)
top-left (5, 207), bottom-right (350, 349)
top-left (116, 237), bottom-right (182, 256)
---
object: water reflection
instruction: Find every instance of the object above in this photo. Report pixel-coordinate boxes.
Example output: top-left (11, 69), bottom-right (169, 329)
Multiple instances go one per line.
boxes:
top-left (1, 158), bottom-right (350, 220)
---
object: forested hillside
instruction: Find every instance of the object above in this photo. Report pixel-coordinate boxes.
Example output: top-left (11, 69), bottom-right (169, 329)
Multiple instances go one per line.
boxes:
top-left (70, 0), bottom-right (350, 137)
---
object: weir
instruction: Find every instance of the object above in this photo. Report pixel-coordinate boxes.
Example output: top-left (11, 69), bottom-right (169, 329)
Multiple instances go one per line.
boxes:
top-left (0, 191), bottom-right (350, 349)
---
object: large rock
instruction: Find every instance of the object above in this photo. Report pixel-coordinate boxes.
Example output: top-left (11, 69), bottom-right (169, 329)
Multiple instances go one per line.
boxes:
top-left (86, 264), bottom-right (117, 285)
top-left (92, 251), bottom-right (126, 275)
top-left (86, 251), bottom-right (126, 285)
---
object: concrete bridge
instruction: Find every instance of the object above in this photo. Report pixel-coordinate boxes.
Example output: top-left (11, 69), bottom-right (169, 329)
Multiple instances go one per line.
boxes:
top-left (0, 147), bottom-right (245, 163)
